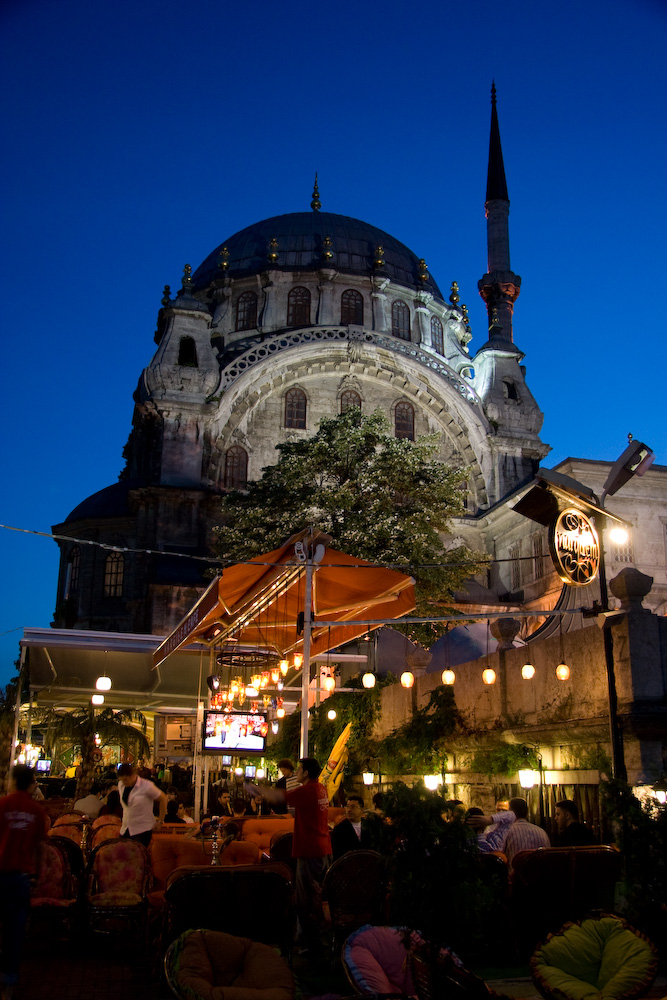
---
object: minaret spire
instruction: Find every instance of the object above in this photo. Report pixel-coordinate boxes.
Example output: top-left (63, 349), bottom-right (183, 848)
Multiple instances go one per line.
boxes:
top-left (477, 83), bottom-right (520, 343)
top-left (311, 172), bottom-right (321, 212)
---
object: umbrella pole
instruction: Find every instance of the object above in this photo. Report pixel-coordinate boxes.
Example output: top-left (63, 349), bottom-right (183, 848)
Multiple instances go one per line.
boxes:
top-left (299, 541), bottom-right (327, 758)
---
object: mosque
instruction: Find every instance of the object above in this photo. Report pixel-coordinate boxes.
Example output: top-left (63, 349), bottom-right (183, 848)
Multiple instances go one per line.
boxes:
top-left (50, 91), bottom-right (666, 645)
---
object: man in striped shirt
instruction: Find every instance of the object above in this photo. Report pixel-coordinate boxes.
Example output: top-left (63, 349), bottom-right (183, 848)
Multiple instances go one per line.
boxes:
top-left (502, 796), bottom-right (550, 869)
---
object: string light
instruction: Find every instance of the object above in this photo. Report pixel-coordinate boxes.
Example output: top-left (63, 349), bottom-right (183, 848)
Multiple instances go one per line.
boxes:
top-left (441, 669), bottom-right (455, 685)
top-left (482, 668), bottom-right (496, 685)
top-left (556, 663), bottom-right (570, 681)
top-left (362, 672), bottom-right (376, 688)
top-left (400, 671), bottom-right (414, 689)
top-left (521, 663), bottom-right (535, 680)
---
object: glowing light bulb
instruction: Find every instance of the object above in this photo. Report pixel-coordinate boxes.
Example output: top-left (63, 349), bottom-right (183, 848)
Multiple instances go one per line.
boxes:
top-left (276, 707), bottom-right (285, 719)
top-left (91, 694), bottom-right (105, 705)
top-left (521, 663), bottom-right (535, 680)
top-left (95, 675), bottom-right (112, 691)
top-left (441, 669), bottom-right (456, 685)
top-left (327, 709), bottom-right (336, 720)
top-left (279, 659), bottom-right (289, 676)
top-left (609, 526), bottom-right (629, 546)
top-left (362, 672), bottom-right (376, 689)
top-left (556, 663), bottom-right (570, 681)
top-left (323, 674), bottom-right (335, 692)
top-left (293, 653), bottom-right (303, 669)
top-left (400, 671), bottom-right (414, 689)
top-left (482, 668), bottom-right (496, 685)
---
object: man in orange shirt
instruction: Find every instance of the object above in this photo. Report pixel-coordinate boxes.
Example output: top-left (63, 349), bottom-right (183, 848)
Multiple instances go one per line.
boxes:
top-left (0, 765), bottom-right (49, 998)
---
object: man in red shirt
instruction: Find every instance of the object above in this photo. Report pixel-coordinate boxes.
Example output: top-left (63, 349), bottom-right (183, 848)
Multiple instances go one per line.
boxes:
top-left (0, 764), bottom-right (48, 997)
top-left (247, 757), bottom-right (332, 952)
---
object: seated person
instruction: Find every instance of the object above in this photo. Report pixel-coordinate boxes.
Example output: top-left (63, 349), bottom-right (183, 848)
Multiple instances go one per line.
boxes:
top-left (215, 789), bottom-right (234, 817)
top-left (177, 803), bottom-right (195, 824)
top-left (466, 805), bottom-right (514, 852)
top-left (331, 794), bottom-right (371, 859)
top-left (165, 799), bottom-right (186, 824)
top-left (245, 792), bottom-right (272, 816)
top-left (73, 781), bottom-right (104, 818)
top-left (232, 797), bottom-right (248, 820)
top-left (98, 789), bottom-right (123, 819)
top-left (555, 799), bottom-right (598, 846)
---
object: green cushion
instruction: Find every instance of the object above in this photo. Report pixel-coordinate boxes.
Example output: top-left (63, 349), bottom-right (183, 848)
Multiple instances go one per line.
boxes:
top-left (532, 917), bottom-right (657, 1000)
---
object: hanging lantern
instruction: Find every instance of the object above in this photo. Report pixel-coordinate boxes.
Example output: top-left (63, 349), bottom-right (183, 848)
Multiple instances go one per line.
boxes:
top-left (556, 662), bottom-right (570, 681)
top-left (323, 673), bottom-right (336, 692)
top-left (279, 659), bottom-right (289, 676)
top-left (95, 675), bottom-right (112, 691)
top-left (270, 668), bottom-right (280, 684)
top-left (362, 771), bottom-right (375, 785)
top-left (400, 671), bottom-right (414, 689)
top-left (521, 663), bottom-right (535, 679)
top-left (250, 674), bottom-right (261, 689)
top-left (245, 685), bottom-right (259, 698)
top-left (518, 769), bottom-right (538, 789)
top-left (277, 680), bottom-right (284, 691)
top-left (424, 775), bottom-right (441, 790)
top-left (362, 672), bottom-right (376, 689)
top-left (260, 672), bottom-right (270, 689)
top-left (327, 709), bottom-right (337, 720)
top-left (262, 694), bottom-right (271, 707)
top-left (293, 652), bottom-right (303, 669)
top-left (441, 669), bottom-right (456, 685)
top-left (276, 706), bottom-right (285, 719)
top-left (271, 720), bottom-right (279, 734)
top-left (91, 694), bottom-right (104, 705)
top-left (482, 668), bottom-right (496, 685)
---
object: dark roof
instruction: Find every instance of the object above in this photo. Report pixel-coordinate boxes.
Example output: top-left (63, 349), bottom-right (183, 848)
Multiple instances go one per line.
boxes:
top-left (61, 480), bottom-right (137, 523)
top-left (191, 211), bottom-right (445, 301)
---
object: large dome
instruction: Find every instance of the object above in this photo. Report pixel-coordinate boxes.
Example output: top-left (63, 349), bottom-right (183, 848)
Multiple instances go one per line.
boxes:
top-left (191, 211), bottom-right (444, 300)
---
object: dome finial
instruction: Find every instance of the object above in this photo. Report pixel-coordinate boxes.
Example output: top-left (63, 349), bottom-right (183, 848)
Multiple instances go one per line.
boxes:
top-left (311, 172), bottom-right (321, 212)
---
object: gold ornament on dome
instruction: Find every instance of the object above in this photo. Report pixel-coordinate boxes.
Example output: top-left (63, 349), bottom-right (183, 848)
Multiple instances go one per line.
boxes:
top-left (218, 246), bottom-right (230, 270)
top-left (449, 281), bottom-right (460, 304)
top-left (549, 508), bottom-right (600, 587)
top-left (311, 173), bottom-right (321, 212)
top-left (418, 259), bottom-right (429, 283)
top-left (267, 238), bottom-right (279, 264)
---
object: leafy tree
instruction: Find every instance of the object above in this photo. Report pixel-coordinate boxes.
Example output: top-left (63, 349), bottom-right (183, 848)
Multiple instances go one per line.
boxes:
top-left (379, 684), bottom-right (463, 776)
top-left (38, 706), bottom-right (150, 798)
top-left (214, 409), bottom-right (485, 645)
top-left (0, 669), bottom-right (20, 791)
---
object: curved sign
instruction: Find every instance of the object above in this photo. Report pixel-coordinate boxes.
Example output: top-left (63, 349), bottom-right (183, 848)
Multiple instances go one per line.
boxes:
top-left (549, 508), bottom-right (600, 586)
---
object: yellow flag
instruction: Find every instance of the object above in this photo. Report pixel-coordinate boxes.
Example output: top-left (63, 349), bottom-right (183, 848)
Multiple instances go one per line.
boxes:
top-left (319, 722), bottom-right (352, 802)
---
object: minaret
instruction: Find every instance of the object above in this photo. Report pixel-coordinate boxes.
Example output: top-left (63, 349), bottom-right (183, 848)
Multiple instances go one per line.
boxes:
top-left (477, 83), bottom-right (521, 343)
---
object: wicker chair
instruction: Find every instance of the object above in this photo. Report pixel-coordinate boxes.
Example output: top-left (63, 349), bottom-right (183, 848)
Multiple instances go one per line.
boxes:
top-left (90, 823), bottom-right (122, 851)
top-left (48, 834), bottom-right (85, 897)
top-left (30, 840), bottom-right (78, 935)
top-left (91, 814), bottom-right (122, 831)
top-left (531, 914), bottom-right (658, 1000)
top-left (85, 838), bottom-right (151, 941)
top-left (321, 850), bottom-right (387, 962)
top-left (164, 928), bottom-right (295, 1000)
top-left (162, 862), bottom-right (294, 958)
top-left (268, 830), bottom-right (295, 873)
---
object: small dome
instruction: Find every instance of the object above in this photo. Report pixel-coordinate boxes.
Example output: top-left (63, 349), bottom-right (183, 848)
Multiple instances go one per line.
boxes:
top-left (192, 211), bottom-right (444, 300)
top-left (62, 480), bottom-right (137, 523)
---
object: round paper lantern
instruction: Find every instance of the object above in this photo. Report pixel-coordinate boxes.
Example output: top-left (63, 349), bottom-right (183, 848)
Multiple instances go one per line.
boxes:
top-left (556, 662), bottom-right (570, 681)
top-left (362, 672), bottom-right (376, 689)
top-left (482, 668), bottom-right (496, 685)
top-left (521, 663), bottom-right (535, 680)
top-left (400, 671), bottom-right (414, 689)
top-left (441, 669), bottom-right (456, 685)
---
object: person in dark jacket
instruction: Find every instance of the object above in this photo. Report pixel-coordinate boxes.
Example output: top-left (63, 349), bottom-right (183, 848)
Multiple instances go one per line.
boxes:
top-left (330, 795), bottom-right (370, 860)
top-left (555, 799), bottom-right (598, 846)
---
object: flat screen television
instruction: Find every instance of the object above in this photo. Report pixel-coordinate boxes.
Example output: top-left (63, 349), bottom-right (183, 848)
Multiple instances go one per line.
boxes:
top-left (221, 754), bottom-right (232, 766)
top-left (35, 759), bottom-right (51, 775)
top-left (203, 711), bottom-right (268, 755)
top-left (244, 765), bottom-right (256, 778)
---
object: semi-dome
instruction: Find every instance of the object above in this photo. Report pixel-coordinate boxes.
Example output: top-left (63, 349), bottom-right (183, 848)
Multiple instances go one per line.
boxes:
top-left (191, 211), bottom-right (444, 301)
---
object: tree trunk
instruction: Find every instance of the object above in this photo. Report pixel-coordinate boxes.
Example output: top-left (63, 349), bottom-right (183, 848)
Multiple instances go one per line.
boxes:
top-left (76, 728), bottom-right (97, 800)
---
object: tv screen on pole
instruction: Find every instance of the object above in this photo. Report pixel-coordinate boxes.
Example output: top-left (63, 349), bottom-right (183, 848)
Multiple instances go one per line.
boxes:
top-left (202, 711), bottom-right (268, 755)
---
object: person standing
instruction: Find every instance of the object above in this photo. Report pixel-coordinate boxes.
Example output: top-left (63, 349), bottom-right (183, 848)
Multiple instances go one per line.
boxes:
top-left (247, 757), bottom-right (332, 951)
top-left (117, 763), bottom-right (167, 845)
top-left (0, 764), bottom-right (49, 999)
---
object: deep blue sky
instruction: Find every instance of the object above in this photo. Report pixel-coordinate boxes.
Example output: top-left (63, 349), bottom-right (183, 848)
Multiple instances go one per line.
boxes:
top-left (1, 0), bottom-right (665, 687)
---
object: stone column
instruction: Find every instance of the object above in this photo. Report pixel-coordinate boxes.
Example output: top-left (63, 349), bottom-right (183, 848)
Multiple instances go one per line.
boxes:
top-left (317, 269), bottom-right (337, 325)
top-left (371, 277), bottom-right (390, 332)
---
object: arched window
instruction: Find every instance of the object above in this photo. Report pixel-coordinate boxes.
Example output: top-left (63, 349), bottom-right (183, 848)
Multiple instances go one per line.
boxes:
top-left (285, 388), bottom-right (307, 429)
top-left (341, 289), bottom-right (363, 325)
top-left (392, 300), bottom-right (410, 341)
top-left (104, 552), bottom-right (124, 598)
top-left (224, 446), bottom-right (248, 489)
top-left (394, 401), bottom-right (414, 440)
top-left (430, 316), bottom-right (444, 355)
top-left (235, 291), bottom-right (258, 331)
top-left (65, 546), bottom-right (80, 598)
top-left (177, 336), bottom-right (198, 367)
top-left (340, 390), bottom-right (361, 414)
top-left (287, 287), bottom-right (311, 326)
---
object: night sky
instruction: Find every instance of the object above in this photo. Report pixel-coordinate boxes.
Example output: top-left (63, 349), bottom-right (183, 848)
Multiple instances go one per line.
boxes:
top-left (1, 0), bottom-right (665, 686)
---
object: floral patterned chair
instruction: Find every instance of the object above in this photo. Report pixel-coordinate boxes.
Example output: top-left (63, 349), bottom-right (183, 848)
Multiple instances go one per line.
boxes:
top-left (91, 814), bottom-right (122, 831)
top-left (31, 840), bottom-right (78, 934)
top-left (90, 824), bottom-right (122, 851)
top-left (85, 838), bottom-right (151, 941)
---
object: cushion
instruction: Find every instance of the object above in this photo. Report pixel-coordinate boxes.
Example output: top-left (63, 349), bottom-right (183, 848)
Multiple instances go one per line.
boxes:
top-left (171, 929), bottom-right (294, 1000)
top-left (531, 917), bottom-right (658, 1000)
top-left (90, 891), bottom-right (144, 906)
top-left (344, 925), bottom-right (417, 995)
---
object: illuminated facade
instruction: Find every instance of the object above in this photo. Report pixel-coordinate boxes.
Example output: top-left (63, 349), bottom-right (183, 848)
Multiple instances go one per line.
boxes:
top-left (52, 92), bottom-right (549, 635)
